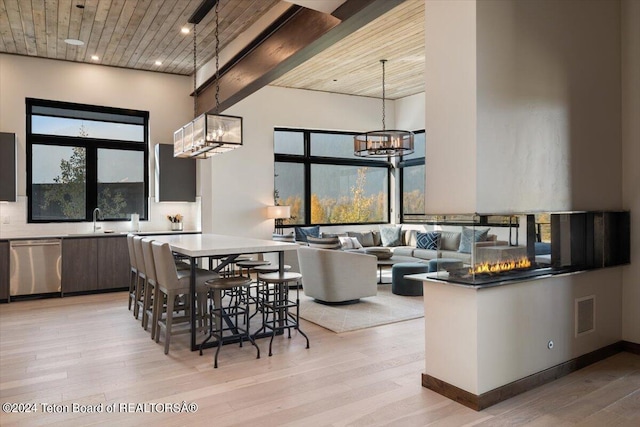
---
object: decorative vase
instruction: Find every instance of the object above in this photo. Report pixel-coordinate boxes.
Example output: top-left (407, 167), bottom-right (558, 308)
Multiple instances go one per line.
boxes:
top-left (171, 222), bottom-right (183, 231)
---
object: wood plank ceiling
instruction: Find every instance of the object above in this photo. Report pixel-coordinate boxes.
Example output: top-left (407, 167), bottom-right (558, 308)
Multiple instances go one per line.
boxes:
top-left (0, 0), bottom-right (280, 75)
top-left (270, 0), bottom-right (425, 100)
top-left (0, 0), bottom-right (425, 99)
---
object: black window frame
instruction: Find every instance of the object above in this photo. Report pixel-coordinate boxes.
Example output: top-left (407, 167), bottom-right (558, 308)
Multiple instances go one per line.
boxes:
top-left (274, 128), bottom-right (392, 227)
top-left (399, 129), bottom-right (426, 222)
top-left (26, 98), bottom-right (149, 223)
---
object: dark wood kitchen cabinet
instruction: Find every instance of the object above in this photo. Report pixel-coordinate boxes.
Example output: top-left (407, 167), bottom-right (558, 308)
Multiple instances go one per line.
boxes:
top-left (97, 236), bottom-right (129, 290)
top-left (0, 241), bottom-right (9, 302)
top-left (0, 132), bottom-right (17, 202)
top-left (62, 236), bottom-right (129, 294)
top-left (62, 238), bottom-right (98, 293)
top-left (155, 143), bottom-right (196, 202)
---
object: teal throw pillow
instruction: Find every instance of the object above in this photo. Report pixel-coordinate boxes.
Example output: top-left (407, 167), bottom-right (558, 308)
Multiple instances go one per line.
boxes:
top-left (295, 226), bottom-right (320, 243)
top-left (380, 225), bottom-right (402, 247)
top-left (458, 227), bottom-right (489, 253)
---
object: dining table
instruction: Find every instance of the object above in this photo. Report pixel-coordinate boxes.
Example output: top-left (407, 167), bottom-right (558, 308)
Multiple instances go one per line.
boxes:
top-left (150, 233), bottom-right (299, 351)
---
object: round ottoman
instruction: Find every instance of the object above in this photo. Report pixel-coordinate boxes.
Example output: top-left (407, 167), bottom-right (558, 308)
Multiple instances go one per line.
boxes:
top-left (391, 262), bottom-right (429, 296)
top-left (427, 258), bottom-right (464, 273)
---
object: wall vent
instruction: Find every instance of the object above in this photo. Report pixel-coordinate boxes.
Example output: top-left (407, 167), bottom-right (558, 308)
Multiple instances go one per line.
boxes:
top-left (575, 295), bottom-right (596, 337)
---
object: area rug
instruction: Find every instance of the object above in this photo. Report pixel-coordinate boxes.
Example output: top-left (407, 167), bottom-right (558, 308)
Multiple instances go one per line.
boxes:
top-left (296, 284), bottom-right (424, 333)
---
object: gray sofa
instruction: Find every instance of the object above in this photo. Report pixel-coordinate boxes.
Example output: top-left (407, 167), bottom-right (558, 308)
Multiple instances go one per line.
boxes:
top-left (339, 229), bottom-right (507, 264)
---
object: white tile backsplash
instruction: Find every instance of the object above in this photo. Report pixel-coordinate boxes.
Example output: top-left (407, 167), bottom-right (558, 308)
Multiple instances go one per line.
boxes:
top-left (0, 196), bottom-right (201, 238)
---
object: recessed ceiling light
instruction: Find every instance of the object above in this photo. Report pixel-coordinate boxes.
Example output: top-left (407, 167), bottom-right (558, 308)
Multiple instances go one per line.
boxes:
top-left (155, 60), bottom-right (162, 66)
top-left (181, 27), bottom-right (190, 34)
top-left (64, 38), bottom-right (84, 46)
top-left (76, 4), bottom-right (85, 9)
top-left (91, 55), bottom-right (99, 61)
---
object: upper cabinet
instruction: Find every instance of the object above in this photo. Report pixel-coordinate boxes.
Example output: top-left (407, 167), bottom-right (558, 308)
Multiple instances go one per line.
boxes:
top-left (154, 143), bottom-right (196, 202)
top-left (0, 132), bottom-right (17, 202)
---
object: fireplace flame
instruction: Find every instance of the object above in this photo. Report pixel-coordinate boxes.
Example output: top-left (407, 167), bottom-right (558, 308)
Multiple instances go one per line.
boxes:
top-left (470, 257), bottom-right (532, 275)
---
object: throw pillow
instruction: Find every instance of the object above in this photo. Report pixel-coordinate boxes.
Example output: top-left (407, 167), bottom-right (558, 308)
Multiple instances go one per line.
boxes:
top-left (338, 236), bottom-right (363, 249)
top-left (379, 225), bottom-right (402, 247)
top-left (440, 231), bottom-right (462, 251)
top-left (294, 225), bottom-right (320, 243)
top-left (458, 227), bottom-right (489, 253)
top-left (372, 230), bottom-right (382, 246)
top-left (272, 232), bottom-right (295, 243)
top-left (417, 231), bottom-right (441, 250)
top-left (307, 236), bottom-right (342, 250)
top-left (347, 231), bottom-right (375, 247)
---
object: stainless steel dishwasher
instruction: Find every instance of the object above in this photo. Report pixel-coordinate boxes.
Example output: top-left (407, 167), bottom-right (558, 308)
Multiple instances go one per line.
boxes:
top-left (9, 239), bottom-right (62, 297)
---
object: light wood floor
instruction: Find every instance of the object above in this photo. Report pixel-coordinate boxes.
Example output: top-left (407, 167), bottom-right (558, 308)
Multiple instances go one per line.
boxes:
top-left (0, 292), bottom-right (638, 426)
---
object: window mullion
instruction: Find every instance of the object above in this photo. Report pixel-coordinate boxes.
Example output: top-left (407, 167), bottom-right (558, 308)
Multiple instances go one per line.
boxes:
top-left (86, 146), bottom-right (98, 220)
top-left (304, 131), bottom-right (311, 225)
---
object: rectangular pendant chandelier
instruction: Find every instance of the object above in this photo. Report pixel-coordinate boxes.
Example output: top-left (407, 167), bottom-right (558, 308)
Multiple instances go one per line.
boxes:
top-left (174, 113), bottom-right (242, 158)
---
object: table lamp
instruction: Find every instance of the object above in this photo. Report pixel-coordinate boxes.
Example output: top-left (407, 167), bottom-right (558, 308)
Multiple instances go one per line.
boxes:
top-left (266, 205), bottom-right (291, 234)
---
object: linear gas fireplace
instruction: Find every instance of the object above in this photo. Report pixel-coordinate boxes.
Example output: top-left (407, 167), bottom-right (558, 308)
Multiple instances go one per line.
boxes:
top-left (417, 211), bottom-right (630, 287)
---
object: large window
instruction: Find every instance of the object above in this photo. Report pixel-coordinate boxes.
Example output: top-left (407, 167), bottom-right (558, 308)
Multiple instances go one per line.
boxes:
top-left (274, 129), bottom-right (390, 226)
top-left (27, 98), bottom-right (149, 222)
top-left (400, 131), bottom-right (426, 220)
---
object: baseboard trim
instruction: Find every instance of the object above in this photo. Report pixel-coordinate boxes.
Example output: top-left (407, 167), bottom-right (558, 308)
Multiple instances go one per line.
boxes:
top-left (422, 341), bottom-right (624, 411)
top-left (622, 340), bottom-right (640, 355)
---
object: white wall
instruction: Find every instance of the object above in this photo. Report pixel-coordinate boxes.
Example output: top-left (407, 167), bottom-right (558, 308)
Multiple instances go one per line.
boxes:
top-left (476, 0), bottom-right (622, 213)
top-left (424, 0), bottom-right (477, 214)
top-left (422, 0), bottom-right (634, 394)
top-left (0, 54), bottom-right (201, 235)
top-left (199, 85), bottom-right (395, 238)
top-left (396, 92), bottom-right (425, 130)
top-left (425, 268), bottom-right (623, 394)
top-left (621, 0), bottom-right (640, 344)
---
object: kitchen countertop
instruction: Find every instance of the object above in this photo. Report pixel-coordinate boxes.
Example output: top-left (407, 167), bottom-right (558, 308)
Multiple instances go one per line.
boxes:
top-left (0, 230), bottom-right (201, 241)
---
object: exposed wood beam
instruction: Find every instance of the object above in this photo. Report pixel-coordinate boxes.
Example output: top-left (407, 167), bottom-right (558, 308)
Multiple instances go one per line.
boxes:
top-left (188, 0), bottom-right (218, 24)
top-left (196, 0), bottom-right (407, 115)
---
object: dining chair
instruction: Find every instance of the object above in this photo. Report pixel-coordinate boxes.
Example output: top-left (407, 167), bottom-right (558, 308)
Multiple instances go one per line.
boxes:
top-left (151, 241), bottom-right (218, 355)
top-left (140, 238), bottom-right (158, 335)
top-left (132, 236), bottom-right (148, 321)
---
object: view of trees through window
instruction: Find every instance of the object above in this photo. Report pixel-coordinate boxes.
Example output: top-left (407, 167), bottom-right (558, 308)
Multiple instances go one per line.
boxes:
top-left (400, 131), bottom-right (426, 220)
top-left (27, 99), bottom-right (148, 222)
top-left (274, 129), bottom-right (389, 226)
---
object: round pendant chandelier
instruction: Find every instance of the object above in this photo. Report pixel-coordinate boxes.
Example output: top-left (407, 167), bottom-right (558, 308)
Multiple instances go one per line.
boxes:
top-left (354, 59), bottom-right (414, 158)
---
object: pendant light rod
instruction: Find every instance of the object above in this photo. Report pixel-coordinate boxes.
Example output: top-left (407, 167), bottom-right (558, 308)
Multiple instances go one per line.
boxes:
top-left (193, 23), bottom-right (197, 118)
top-left (380, 59), bottom-right (387, 131)
top-left (214, 0), bottom-right (220, 114)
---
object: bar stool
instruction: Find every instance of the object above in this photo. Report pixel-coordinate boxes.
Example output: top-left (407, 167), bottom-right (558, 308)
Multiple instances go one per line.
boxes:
top-left (199, 276), bottom-right (260, 368)
top-left (251, 264), bottom-right (292, 321)
top-left (235, 259), bottom-right (270, 278)
top-left (256, 271), bottom-right (309, 356)
top-left (234, 259), bottom-right (271, 308)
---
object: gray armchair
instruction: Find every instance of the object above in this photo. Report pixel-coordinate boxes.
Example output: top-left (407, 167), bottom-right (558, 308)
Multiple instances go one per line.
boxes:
top-left (297, 246), bottom-right (377, 304)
